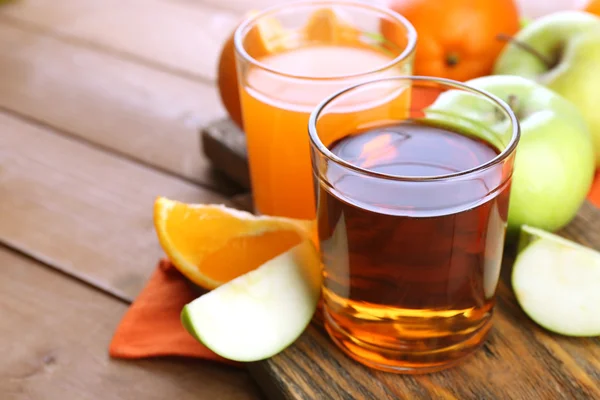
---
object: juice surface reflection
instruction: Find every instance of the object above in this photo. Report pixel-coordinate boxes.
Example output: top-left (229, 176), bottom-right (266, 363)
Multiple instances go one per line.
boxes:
top-left (240, 45), bottom-right (404, 219)
top-left (318, 120), bottom-right (511, 372)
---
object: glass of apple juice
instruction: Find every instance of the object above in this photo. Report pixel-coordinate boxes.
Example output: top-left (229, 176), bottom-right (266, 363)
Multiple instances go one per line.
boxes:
top-left (308, 76), bottom-right (520, 373)
top-left (234, 0), bottom-right (416, 220)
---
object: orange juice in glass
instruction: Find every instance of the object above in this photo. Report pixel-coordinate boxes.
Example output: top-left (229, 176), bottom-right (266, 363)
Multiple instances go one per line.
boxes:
top-left (234, 1), bottom-right (416, 219)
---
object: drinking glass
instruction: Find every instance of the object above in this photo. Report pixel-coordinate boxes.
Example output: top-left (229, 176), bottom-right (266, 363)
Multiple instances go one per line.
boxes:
top-left (308, 76), bottom-right (520, 373)
top-left (234, 0), bottom-right (416, 219)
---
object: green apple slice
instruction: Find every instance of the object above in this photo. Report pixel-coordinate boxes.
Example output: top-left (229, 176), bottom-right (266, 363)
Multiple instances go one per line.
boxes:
top-left (512, 225), bottom-right (600, 337)
top-left (181, 239), bottom-right (322, 362)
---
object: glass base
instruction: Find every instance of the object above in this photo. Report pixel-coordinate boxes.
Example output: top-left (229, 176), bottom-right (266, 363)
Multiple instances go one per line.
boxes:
top-left (323, 308), bottom-right (493, 374)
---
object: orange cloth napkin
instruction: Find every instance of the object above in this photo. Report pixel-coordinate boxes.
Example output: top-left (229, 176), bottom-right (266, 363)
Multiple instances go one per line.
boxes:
top-left (109, 259), bottom-right (238, 365)
top-left (110, 173), bottom-right (600, 362)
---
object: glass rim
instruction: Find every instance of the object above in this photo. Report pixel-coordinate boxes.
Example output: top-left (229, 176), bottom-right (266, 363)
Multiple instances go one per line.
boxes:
top-left (233, 0), bottom-right (417, 81)
top-left (308, 75), bottom-right (521, 182)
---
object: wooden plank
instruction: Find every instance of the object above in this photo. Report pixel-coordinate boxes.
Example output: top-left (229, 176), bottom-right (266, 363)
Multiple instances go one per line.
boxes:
top-left (248, 202), bottom-right (600, 399)
top-left (0, 246), bottom-right (260, 400)
top-left (0, 111), bottom-right (231, 301)
top-left (0, 0), bottom-right (240, 81)
top-left (0, 22), bottom-right (237, 193)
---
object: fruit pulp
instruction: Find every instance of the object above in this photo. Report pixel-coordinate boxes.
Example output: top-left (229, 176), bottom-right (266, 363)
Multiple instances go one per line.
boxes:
top-left (240, 44), bottom-right (407, 219)
top-left (317, 120), bottom-right (511, 373)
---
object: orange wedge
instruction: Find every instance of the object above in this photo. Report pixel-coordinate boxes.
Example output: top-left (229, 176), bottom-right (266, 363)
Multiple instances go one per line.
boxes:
top-left (153, 197), bottom-right (314, 290)
top-left (243, 12), bottom-right (288, 58)
top-left (304, 7), bottom-right (361, 44)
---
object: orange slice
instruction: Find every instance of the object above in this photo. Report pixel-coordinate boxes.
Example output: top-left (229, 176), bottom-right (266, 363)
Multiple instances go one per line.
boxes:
top-left (153, 197), bottom-right (314, 290)
top-left (304, 7), bottom-right (361, 44)
top-left (243, 12), bottom-right (288, 58)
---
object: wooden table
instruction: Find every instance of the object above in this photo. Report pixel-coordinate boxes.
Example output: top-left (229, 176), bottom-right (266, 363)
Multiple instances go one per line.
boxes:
top-left (0, 0), bottom-right (285, 398)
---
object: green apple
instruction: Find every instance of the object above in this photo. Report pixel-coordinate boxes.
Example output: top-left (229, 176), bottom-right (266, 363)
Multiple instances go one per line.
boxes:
top-left (426, 75), bottom-right (595, 235)
top-left (512, 225), bottom-right (600, 337)
top-left (493, 11), bottom-right (600, 166)
top-left (520, 17), bottom-right (532, 29)
top-left (181, 240), bottom-right (322, 362)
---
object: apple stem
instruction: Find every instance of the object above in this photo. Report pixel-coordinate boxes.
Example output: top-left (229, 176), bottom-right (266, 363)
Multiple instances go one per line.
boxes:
top-left (496, 34), bottom-right (554, 69)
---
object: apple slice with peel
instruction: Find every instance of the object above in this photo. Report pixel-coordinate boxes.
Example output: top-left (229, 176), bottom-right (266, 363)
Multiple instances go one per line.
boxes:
top-left (512, 225), bottom-right (600, 337)
top-left (181, 239), bottom-right (322, 362)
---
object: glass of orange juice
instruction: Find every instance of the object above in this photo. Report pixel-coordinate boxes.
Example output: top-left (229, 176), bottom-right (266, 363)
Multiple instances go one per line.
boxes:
top-left (234, 1), bottom-right (416, 219)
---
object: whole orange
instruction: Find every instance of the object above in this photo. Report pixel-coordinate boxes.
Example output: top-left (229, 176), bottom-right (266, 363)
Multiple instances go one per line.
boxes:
top-left (584, 0), bottom-right (600, 15)
top-left (217, 29), bottom-right (243, 129)
top-left (383, 0), bottom-right (521, 81)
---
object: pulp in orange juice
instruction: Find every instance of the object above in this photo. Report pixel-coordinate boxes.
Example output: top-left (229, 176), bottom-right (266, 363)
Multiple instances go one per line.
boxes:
top-left (240, 45), bottom-right (406, 219)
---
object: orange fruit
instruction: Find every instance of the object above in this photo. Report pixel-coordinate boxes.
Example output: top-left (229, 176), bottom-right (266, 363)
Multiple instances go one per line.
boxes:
top-left (153, 197), bottom-right (314, 290)
top-left (217, 12), bottom-right (284, 129)
top-left (382, 0), bottom-right (521, 81)
top-left (584, 0), bottom-right (600, 15)
top-left (217, 30), bottom-right (243, 129)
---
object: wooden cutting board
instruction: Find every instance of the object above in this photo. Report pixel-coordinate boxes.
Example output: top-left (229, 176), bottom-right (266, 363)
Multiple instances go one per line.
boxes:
top-left (201, 120), bottom-right (600, 400)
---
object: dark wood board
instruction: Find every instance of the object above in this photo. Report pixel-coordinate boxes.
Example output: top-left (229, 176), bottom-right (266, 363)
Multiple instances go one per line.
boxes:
top-left (201, 118), bottom-right (250, 190)
top-left (202, 119), bottom-right (600, 400)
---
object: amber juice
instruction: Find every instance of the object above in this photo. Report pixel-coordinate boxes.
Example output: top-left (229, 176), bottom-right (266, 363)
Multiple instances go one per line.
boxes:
top-left (317, 120), bottom-right (511, 372)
